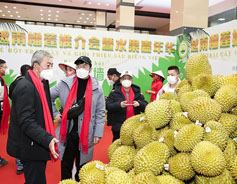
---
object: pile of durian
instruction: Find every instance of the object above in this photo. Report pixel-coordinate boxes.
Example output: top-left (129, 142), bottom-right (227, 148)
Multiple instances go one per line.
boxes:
top-left (60, 53), bottom-right (237, 184)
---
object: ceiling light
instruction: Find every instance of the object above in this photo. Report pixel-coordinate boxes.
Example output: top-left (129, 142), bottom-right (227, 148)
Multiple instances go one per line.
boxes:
top-left (79, 17), bottom-right (82, 19)
top-left (175, 11), bottom-right (179, 13)
top-left (93, 18), bottom-right (95, 21)
top-left (13, 7), bottom-right (17, 9)
top-left (86, 17), bottom-right (89, 20)
top-left (16, 11), bottom-right (19, 14)
top-left (90, 21), bottom-right (93, 24)
top-left (40, 9), bottom-right (43, 12)
top-left (48, 14), bottom-right (51, 16)
top-left (218, 18), bottom-right (225, 21)
top-left (4, 6), bottom-right (8, 8)
top-left (77, 20), bottom-right (80, 23)
top-left (10, 15), bottom-right (13, 17)
top-left (40, 13), bottom-right (43, 16)
top-left (48, 18), bottom-right (51, 20)
top-left (56, 15), bottom-right (59, 17)
top-left (84, 21), bottom-right (87, 23)
top-left (81, 13), bottom-right (85, 16)
top-left (2, 14), bottom-right (5, 17)
top-left (88, 2), bottom-right (92, 5)
top-left (41, 17), bottom-right (44, 20)
top-left (17, 15), bottom-right (20, 18)
top-left (7, 10), bottom-right (11, 13)
top-left (48, 10), bottom-right (51, 13)
top-left (106, 3), bottom-right (109, 6)
top-left (58, 0), bottom-right (62, 1)
top-left (89, 14), bottom-right (92, 16)
top-left (56, 10), bottom-right (60, 13)
top-left (55, 19), bottom-right (58, 21)
top-left (97, 3), bottom-right (101, 5)
top-left (0, 10), bottom-right (2, 12)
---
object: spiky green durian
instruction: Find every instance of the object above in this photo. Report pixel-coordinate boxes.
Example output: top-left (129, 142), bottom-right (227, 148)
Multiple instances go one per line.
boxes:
top-left (180, 90), bottom-right (210, 112)
top-left (220, 74), bottom-right (237, 86)
top-left (191, 141), bottom-right (226, 177)
top-left (214, 85), bottom-right (237, 112)
top-left (231, 106), bottom-right (237, 116)
top-left (107, 139), bottom-right (122, 160)
top-left (224, 139), bottom-right (236, 170)
top-left (175, 79), bottom-right (190, 94)
top-left (109, 145), bottom-right (136, 172)
top-left (177, 84), bottom-right (193, 102)
top-left (219, 113), bottom-right (237, 136)
top-left (203, 121), bottom-right (228, 151)
top-left (159, 92), bottom-right (177, 100)
top-left (134, 141), bottom-right (170, 175)
top-left (145, 100), bottom-right (172, 129)
top-left (231, 156), bottom-right (237, 180)
top-left (105, 169), bottom-right (131, 184)
top-left (168, 153), bottom-right (195, 181)
top-left (185, 53), bottom-right (212, 83)
top-left (170, 112), bottom-right (192, 130)
top-left (187, 97), bottom-right (222, 124)
top-left (157, 175), bottom-right (184, 184)
top-left (59, 179), bottom-right (78, 184)
top-left (169, 100), bottom-right (182, 118)
top-left (174, 124), bottom-right (204, 152)
top-left (79, 160), bottom-right (105, 184)
top-left (132, 171), bottom-right (160, 184)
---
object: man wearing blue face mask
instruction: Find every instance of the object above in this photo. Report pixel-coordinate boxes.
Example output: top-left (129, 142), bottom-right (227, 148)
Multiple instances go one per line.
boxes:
top-left (55, 56), bottom-right (105, 182)
top-left (156, 66), bottom-right (181, 100)
top-left (106, 70), bottom-right (148, 141)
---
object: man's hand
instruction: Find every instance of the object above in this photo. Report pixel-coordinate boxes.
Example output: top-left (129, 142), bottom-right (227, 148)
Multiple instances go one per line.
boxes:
top-left (133, 101), bottom-right (140, 107)
top-left (94, 136), bottom-right (101, 144)
top-left (120, 101), bottom-right (128, 108)
top-left (49, 138), bottom-right (59, 159)
top-left (54, 113), bottom-right (62, 122)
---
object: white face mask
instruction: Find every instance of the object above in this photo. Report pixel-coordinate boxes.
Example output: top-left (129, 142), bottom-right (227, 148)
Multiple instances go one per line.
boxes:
top-left (76, 68), bottom-right (89, 79)
top-left (40, 69), bottom-right (54, 80)
top-left (122, 79), bottom-right (132, 88)
top-left (4, 68), bottom-right (10, 75)
top-left (108, 80), bottom-right (114, 86)
top-left (167, 76), bottom-right (177, 85)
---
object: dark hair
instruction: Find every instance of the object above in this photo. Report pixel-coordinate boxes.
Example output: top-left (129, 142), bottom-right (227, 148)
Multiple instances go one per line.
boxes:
top-left (0, 59), bottom-right (6, 65)
top-left (168, 66), bottom-right (180, 74)
top-left (20, 64), bottom-right (31, 76)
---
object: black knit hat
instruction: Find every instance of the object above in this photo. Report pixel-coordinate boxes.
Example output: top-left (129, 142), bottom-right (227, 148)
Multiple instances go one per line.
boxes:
top-left (107, 68), bottom-right (121, 76)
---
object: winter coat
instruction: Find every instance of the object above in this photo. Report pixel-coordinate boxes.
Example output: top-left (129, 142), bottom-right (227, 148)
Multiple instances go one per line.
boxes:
top-left (7, 72), bottom-right (54, 161)
top-left (50, 75), bottom-right (105, 165)
top-left (106, 83), bottom-right (148, 132)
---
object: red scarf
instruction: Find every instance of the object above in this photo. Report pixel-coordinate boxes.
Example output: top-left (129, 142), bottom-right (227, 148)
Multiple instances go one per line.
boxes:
top-left (60, 76), bottom-right (92, 154)
top-left (0, 76), bottom-right (10, 134)
top-left (28, 70), bottom-right (58, 161)
top-left (121, 86), bottom-right (135, 119)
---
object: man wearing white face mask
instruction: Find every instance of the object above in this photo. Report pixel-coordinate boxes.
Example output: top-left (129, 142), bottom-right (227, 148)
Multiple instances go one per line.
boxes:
top-left (106, 70), bottom-right (148, 141)
top-left (55, 56), bottom-right (105, 182)
top-left (7, 50), bottom-right (59, 184)
top-left (156, 66), bottom-right (181, 100)
top-left (0, 59), bottom-right (10, 168)
top-left (107, 68), bottom-right (121, 90)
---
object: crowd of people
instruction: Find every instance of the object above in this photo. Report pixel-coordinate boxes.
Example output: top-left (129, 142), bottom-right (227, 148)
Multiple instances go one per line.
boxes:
top-left (0, 50), bottom-right (181, 184)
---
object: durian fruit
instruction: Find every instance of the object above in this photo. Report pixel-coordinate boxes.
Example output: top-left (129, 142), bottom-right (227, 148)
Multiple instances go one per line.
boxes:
top-left (185, 53), bottom-right (212, 83)
top-left (127, 168), bottom-right (136, 180)
top-left (145, 100), bottom-right (172, 129)
top-left (203, 121), bottom-right (228, 151)
top-left (214, 85), bottom-right (237, 112)
top-left (105, 169), bottom-right (131, 184)
top-left (224, 139), bottom-right (236, 170)
top-left (169, 100), bottom-right (182, 118)
top-left (220, 74), bottom-right (237, 86)
top-left (157, 175), bottom-right (184, 184)
top-left (132, 171), bottom-right (160, 184)
top-left (168, 153), bottom-right (195, 181)
top-left (134, 141), bottom-right (170, 175)
top-left (133, 123), bottom-right (156, 149)
top-left (120, 115), bottom-right (144, 146)
top-left (231, 106), bottom-right (237, 116)
top-left (170, 112), bottom-right (192, 130)
top-left (191, 141), bottom-right (226, 177)
top-left (109, 145), bottom-right (136, 172)
top-left (157, 129), bottom-right (177, 156)
top-left (59, 179), bottom-right (78, 184)
top-left (152, 127), bottom-right (169, 141)
top-left (230, 156), bottom-right (237, 180)
top-left (104, 166), bottom-right (121, 180)
top-left (177, 84), bottom-right (193, 102)
top-left (219, 113), bottom-right (237, 136)
top-left (187, 97), bottom-right (222, 124)
top-left (180, 90), bottom-right (210, 112)
top-left (79, 160), bottom-right (105, 184)
top-left (159, 92), bottom-right (177, 100)
top-left (174, 124), bottom-right (204, 152)
top-left (192, 74), bottom-right (219, 97)
top-left (175, 79), bottom-right (190, 94)
top-left (107, 139), bottom-right (122, 160)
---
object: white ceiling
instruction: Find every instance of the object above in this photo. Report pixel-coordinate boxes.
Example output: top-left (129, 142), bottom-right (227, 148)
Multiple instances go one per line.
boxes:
top-left (0, 0), bottom-right (234, 32)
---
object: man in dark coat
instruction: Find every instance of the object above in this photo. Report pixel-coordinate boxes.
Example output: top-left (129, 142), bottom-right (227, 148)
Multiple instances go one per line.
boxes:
top-left (107, 68), bottom-right (121, 90)
top-left (106, 70), bottom-right (148, 141)
top-left (7, 50), bottom-right (59, 184)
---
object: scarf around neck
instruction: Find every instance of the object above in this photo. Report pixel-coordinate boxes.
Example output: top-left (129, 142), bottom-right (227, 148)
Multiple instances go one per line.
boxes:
top-left (121, 86), bottom-right (135, 119)
top-left (28, 70), bottom-right (58, 161)
top-left (60, 76), bottom-right (92, 154)
top-left (0, 76), bottom-right (10, 134)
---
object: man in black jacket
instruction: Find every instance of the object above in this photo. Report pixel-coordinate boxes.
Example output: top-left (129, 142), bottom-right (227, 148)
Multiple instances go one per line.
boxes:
top-left (9, 64), bottom-right (31, 175)
top-left (107, 68), bottom-right (121, 90)
top-left (7, 50), bottom-right (59, 184)
top-left (106, 70), bottom-right (148, 141)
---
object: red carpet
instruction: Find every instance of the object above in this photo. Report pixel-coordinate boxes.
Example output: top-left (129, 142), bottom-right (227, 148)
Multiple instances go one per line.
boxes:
top-left (0, 122), bottom-right (112, 184)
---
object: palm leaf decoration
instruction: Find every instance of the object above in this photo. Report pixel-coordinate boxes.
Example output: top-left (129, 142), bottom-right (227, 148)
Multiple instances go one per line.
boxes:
top-left (0, 23), bottom-right (28, 33)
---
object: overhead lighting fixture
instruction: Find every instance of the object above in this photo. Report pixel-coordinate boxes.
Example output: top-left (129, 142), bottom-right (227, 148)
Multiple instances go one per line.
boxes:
top-left (41, 17), bottom-right (44, 20)
top-left (16, 11), bottom-right (19, 14)
top-left (48, 10), bottom-right (51, 13)
top-left (2, 14), bottom-right (5, 17)
top-left (86, 17), bottom-right (89, 20)
top-left (48, 18), bottom-right (51, 20)
top-left (55, 18), bottom-right (58, 21)
top-left (58, 0), bottom-right (62, 1)
top-left (7, 10), bottom-right (11, 13)
top-left (48, 14), bottom-right (51, 16)
top-left (90, 21), bottom-right (93, 24)
top-left (40, 9), bottom-right (43, 12)
top-left (77, 20), bottom-right (80, 23)
top-left (17, 15), bottom-right (20, 18)
top-left (79, 17), bottom-right (82, 19)
top-left (10, 15), bottom-right (13, 17)
top-left (13, 7), bottom-right (17, 9)
top-left (97, 3), bottom-right (101, 5)
top-left (218, 18), bottom-right (225, 21)
top-left (56, 10), bottom-right (60, 13)
top-left (175, 11), bottom-right (179, 13)
top-left (4, 6), bottom-right (8, 8)
top-left (0, 10), bottom-right (2, 12)
top-left (89, 14), bottom-right (92, 16)
top-left (81, 13), bottom-right (85, 16)
top-left (40, 13), bottom-right (43, 16)
top-left (106, 3), bottom-right (109, 6)
top-left (56, 15), bottom-right (59, 17)
top-left (84, 21), bottom-right (87, 23)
